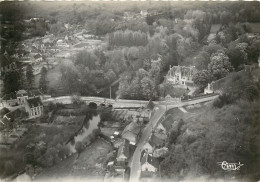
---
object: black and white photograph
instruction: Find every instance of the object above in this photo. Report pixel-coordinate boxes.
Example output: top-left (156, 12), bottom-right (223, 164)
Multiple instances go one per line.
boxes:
top-left (0, 1), bottom-right (259, 182)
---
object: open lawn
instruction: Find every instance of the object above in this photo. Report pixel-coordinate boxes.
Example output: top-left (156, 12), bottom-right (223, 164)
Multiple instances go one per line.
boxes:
top-left (35, 59), bottom-right (73, 94)
top-left (35, 138), bottom-right (113, 181)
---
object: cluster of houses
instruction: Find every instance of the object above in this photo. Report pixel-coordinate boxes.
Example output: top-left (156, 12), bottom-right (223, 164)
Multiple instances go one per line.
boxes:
top-left (104, 100), bottom-right (174, 181)
top-left (0, 89), bottom-right (44, 149)
top-left (105, 101), bottom-right (155, 179)
top-left (0, 89), bottom-right (44, 119)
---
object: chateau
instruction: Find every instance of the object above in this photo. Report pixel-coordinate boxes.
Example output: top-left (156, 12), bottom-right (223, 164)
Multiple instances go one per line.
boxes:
top-left (166, 65), bottom-right (197, 86)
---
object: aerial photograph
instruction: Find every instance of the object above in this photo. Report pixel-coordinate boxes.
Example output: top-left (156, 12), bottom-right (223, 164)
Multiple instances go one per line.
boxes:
top-left (0, 1), bottom-right (259, 182)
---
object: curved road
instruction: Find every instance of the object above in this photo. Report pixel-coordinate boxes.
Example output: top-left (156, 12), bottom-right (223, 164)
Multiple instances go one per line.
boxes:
top-left (129, 95), bottom-right (219, 182)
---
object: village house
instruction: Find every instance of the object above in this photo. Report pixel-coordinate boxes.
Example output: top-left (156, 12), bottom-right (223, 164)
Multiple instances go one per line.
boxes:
top-left (113, 138), bottom-right (124, 148)
top-left (141, 152), bottom-right (159, 173)
top-left (122, 121), bottom-right (141, 145)
top-left (166, 65), bottom-right (197, 86)
top-left (56, 39), bottom-right (69, 48)
top-left (1, 93), bottom-right (17, 107)
top-left (116, 139), bottom-right (129, 162)
top-left (157, 115), bottom-right (175, 134)
top-left (204, 83), bottom-right (214, 94)
top-left (16, 90), bottom-right (29, 105)
top-left (24, 97), bottom-right (44, 119)
top-left (143, 133), bottom-right (165, 154)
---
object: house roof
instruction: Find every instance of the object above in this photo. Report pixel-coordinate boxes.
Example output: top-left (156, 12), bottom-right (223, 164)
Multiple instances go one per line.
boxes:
top-left (168, 65), bottom-right (197, 78)
top-left (26, 97), bottom-right (43, 108)
top-left (148, 134), bottom-right (165, 147)
top-left (141, 153), bottom-right (159, 168)
top-left (16, 90), bottom-right (28, 97)
top-left (117, 139), bottom-right (129, 159)
top-left (113, 138), bottom-right (124, 147)
top-left (0, 107), bottom-right (10, 117)
top-left (146, 99), bottom-right (154, 110)
top-left (4, 108), bottom-right (27, 122)
top-left (122, 122), bottom-right (141, 136)
top-left (114, 161), bottom-right (126, 169)
top-left (161, 115), bottom-right (174, 130)
top-left (122, 122), bottom-right (141, 143)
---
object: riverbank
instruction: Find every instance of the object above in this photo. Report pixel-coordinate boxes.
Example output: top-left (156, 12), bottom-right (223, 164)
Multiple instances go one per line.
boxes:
top-left (34, 138), bottom-right (113, 181)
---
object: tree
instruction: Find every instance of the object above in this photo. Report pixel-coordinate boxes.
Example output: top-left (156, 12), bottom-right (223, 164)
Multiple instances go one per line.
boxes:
top-left (26, 65), bottom-right (34, 89)
top-left (192, 70), bottom-right (212, 89)
top-left (141, 76), bottom-right (155, 100)
top-left (208, 52), bottom-right (233, 80)
top-left (3, 71), bottom-right (21, 94)
top-left (75, 141), bottom-right (84, 154)
top-left (39, 67), bottom-right (48, 93)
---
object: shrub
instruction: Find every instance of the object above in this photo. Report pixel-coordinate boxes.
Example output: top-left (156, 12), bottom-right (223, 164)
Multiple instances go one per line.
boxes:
top-left (75, 141), bottom-right (85, 154)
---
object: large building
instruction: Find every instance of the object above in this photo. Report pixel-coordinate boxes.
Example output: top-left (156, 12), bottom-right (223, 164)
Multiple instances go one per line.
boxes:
top-left (24, 97), bottom-right (43, 119)
top-left (166, 65), bottom-right (197, 86)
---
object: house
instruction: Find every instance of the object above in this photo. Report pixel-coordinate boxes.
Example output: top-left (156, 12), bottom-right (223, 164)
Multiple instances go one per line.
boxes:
top-left (140, 10), bottom-right (148, 17)
top-left (56, 39), bottom-right (69, 48)
top-left (139, 99), bottom-right (155, 120)
top-left (122, 121), bottom-right (141, 145)
top-left (114, 161), bottom-right (126, 174)
top-left (24, 97), bottom-right (43, 118)
top-left (143, 133), bottom-right (165, 154)
top-left (16, 90), bottom-right (28, 105)
top-left (153, 147), bottom-right (168, 158)
top-left (166, 65), bottom-right (197, 86)
top-left (113, 138), bottom-right (124, 148)
top-left (3, 108), bottom-right (28, 126)
top-left (157, 115), bottom-right (175, 134)
top-left (33, 54), bottom-right (42, 62)
top-left (1, 93), bottom-right (17, 107)
top-left (204, 83), bottom-right (214, 94)
top-left (116, 139), bottom-right (129, 162)
top-left (141, 152), bottom-right (159, 173)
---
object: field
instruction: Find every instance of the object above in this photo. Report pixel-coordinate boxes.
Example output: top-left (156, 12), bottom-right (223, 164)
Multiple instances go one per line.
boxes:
top-left (35, 138), bottom-right (113, 181)
top-left (35, 59), bottom-right (73, 95)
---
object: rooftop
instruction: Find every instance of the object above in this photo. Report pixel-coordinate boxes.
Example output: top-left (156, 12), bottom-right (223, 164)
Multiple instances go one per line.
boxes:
top-left (148, 133), bottom-right (165, 147)
top-left (26, 97), bottom-right (43, 108)
top-left (141, 153), bottom-right (159, 168)
top-left (117, 139), bottom-right (130, 159)
top-left (161, 115), bottom-right (175, 130)
top-left (16, 90), bottom-right (28, 97)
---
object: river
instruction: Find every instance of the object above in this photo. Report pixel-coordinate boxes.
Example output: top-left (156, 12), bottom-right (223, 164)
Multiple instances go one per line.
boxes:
top-left (66, 111), bottom-right (101, 153)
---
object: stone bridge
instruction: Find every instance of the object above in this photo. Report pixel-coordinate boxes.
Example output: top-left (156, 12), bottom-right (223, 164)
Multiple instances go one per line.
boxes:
top-left (43, 94), bottom-right (219, 109)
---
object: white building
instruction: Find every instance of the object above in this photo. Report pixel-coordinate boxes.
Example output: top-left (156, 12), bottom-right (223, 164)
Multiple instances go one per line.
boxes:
top-left (166, 65), bottom-right (197, 86)
top-left (24, 97), bottom-right (43, 119)
top-left (141, 152), bottom-right (159, 173)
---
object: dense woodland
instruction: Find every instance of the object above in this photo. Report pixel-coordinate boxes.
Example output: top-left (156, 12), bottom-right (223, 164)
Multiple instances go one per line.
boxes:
top-left (1, 1), bottom-right (260, 99)
top-left (161, 70), bottom-right (260, 181)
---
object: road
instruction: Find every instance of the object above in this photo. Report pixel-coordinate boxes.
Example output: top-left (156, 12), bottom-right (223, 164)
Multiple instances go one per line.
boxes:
top-left (129, 94), bottom-right (219, 182)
